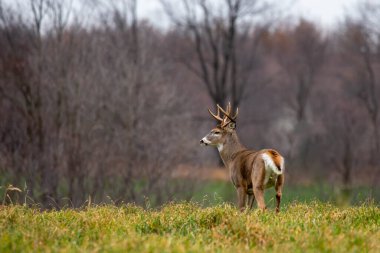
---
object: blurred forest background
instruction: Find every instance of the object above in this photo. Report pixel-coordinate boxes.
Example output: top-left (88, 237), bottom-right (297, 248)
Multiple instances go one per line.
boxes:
top-left (0, 0), bottom-right (379, 208)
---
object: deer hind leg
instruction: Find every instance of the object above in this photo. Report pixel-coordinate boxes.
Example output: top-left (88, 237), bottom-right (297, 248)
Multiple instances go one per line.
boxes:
top-left (253, 185), bottom-right (265, 211)
top-left (275, 174), bottom-right (284, 213)
top-left (252, 163), bottom-right (266, 211)
top-left (236, 187), bottom-right (247, 212)
top-left (246, 186), bottom-right (255, 209)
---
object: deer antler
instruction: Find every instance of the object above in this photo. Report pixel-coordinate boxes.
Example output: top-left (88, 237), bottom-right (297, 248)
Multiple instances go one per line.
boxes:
top-left (217, 102), bottom-right (239, 122)
top-left (233, 107), bottom-right (238, 120)
top-left (208, 106), bottom-right (224, 122)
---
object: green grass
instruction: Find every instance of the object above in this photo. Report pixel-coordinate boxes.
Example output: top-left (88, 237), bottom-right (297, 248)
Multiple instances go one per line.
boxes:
top-left (1, 202), bottom-right (379, 252)
top-left (192, 181), bottom-right (380, 206)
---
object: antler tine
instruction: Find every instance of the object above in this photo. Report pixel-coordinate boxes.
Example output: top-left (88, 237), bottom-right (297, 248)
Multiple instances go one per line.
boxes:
top-left (232, 107), bottom-right (239, 120)
top-left (217, 104), bottom-right (229, 116)
top-left (208, 106), bottom-right (224, 122)
top-left (217, 103), bottom-right (236, 122)
top-left (227, 102), bottom-right (232, 115)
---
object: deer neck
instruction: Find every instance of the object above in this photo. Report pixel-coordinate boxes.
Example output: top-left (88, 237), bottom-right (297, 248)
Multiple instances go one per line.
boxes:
top-left (218, 131), bottom-right (245, 166)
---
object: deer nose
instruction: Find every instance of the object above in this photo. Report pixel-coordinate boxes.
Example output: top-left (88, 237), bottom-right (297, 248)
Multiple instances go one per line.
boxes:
top-left (200, 139), bottom-right (208, 146)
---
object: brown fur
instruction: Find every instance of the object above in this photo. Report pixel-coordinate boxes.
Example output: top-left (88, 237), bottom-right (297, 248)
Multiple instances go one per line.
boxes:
top-left (200, 105), bottom-right (285, 212)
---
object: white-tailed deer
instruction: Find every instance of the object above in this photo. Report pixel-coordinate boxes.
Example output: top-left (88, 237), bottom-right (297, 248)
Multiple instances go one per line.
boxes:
top-left (200, 103), bottom-right (285, 212)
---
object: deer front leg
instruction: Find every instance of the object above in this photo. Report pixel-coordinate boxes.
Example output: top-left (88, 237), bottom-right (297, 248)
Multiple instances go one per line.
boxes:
top-left (247, 194), bottom-right (255, 209)
top-left (253, 185), bottom-right (266, 211)
top-left (236, 187), bottom-right (246, 212)
top-left (275, 174), bottom-right (284, 213)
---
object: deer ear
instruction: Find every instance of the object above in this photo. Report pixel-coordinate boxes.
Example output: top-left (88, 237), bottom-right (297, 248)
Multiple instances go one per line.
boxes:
top-left (228, 122), bottom-right (236, 129)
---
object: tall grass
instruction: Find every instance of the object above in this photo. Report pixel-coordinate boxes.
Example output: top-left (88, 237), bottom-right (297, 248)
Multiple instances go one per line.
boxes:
top-left (1, 202), bottom-right (379, 252)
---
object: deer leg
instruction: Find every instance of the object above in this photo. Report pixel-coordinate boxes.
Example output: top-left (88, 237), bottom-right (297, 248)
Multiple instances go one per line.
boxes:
top-left (247, 194), bottom-right (255, 209)
top-left (237, 187), bottom-right (246, 212)
top-left (253, 186), bottom-right (266, 211)
top-left (275, 174), bottom-right (284, 213)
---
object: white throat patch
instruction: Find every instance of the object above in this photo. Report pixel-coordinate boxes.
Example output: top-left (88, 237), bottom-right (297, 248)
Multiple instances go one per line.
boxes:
top-left (217, 143), bottom-right (224, 152)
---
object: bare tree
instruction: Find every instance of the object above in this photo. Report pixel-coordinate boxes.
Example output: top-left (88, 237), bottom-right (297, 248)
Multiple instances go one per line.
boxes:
top-left (161, 0), bottom-right (271, 109)
top-left (0, 0), bottom-right (197, 207)
top-left (272, 19), bottom-right (327, 159)
top-left (320, 95), bottom-right (371, 204)
top-left (338, 3), bottom-right (380, 188)
top-left (0, 0), bottom-right (48, 202)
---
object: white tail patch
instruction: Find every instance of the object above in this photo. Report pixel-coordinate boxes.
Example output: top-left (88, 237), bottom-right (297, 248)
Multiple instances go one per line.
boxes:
top-left (262, 153), bottom-right (283, 175)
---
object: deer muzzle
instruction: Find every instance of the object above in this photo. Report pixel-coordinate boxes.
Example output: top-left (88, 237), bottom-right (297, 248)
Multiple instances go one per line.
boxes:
top-left (200, 138), bottom-right (209, 146)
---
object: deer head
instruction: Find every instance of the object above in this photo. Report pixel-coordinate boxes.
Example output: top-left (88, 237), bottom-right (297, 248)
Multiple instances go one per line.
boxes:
top-left (200, 102), bottom-right (238, 148)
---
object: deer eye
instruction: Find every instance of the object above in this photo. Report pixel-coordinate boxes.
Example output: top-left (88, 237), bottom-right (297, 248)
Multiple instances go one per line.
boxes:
top-left (214, 131), bottom-right (221, 134)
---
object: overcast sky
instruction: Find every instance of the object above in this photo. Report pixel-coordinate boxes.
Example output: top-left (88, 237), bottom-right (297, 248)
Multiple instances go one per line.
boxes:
top-left (137, 0), bottom-right (361, 29)
top-left (4, 0), bottom-right (363, 29)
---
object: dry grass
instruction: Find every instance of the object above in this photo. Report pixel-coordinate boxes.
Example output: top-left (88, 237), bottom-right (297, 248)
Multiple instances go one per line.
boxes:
top-left (1, 202), bottom-right (379, 252)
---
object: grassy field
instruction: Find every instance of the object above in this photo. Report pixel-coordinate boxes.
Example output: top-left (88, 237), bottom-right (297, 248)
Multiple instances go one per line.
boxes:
top-left (192, 181), bottom-right (380, 206)
top-left (1, 202), bottom-right (379, 252)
